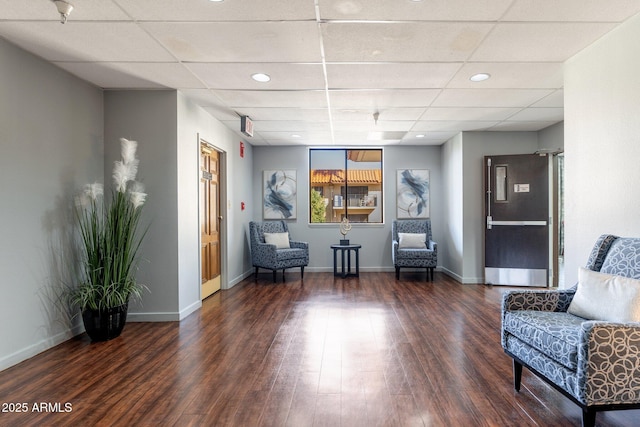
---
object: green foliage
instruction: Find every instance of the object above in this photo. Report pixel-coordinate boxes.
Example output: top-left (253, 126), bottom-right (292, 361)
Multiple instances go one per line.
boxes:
top-left (69, 190), bottom-right (147, 311)
top-left (310, 189), bottom-right (326, 223)
top-left (67, 139), bottom-right (148, 312)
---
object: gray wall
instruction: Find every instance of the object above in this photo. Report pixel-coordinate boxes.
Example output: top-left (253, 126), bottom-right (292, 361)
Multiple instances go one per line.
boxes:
top-left (252, 145), bottom-right (443, 271)
top-left (564, 13), bottom-right (640, 287)
top-left (0, 39), bottom-right (104, 370)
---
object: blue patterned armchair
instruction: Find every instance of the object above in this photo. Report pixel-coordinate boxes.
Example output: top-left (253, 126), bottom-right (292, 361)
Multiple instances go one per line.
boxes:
top-left (249, 221), bottom-right (309, 282)
top-left (392, 219), bottom-right (437, 281)
top-left (502, 234), bottom-right (640, 427)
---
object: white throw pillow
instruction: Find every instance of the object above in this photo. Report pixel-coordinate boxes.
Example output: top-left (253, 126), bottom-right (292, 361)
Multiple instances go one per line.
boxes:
top-left (264, 232), bottom-right (290, 249)
top-left (398, 233), bottom-right (427, 249)
top-left (568, 267), bottom-right (640, 322)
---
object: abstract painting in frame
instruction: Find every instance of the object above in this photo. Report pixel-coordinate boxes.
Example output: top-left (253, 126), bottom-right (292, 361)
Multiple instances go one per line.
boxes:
top-left (263, 170), bottom-right (297, 219)
top-left (396, 169), bottom-right (430, 219)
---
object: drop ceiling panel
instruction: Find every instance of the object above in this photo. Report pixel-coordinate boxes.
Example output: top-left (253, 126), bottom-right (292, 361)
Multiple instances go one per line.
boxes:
top-left (506, 108), bottom-right (564, 122)
top-left (56, 62), bottom-right (205, 89)
top-left (421, 107), bottom-right (521, 121)
top-left (470, 23), bottom-right (618, 62)
top-left (531, 90), bottom-right (564, 107)
top-left (143, 22), bottom-right (322, 62)
top-left (232, 108), bottom-right (331, 122)
top-left (491, 121), bottom-right (558, 131)
top-left (447, 63), bottom-right (564, 89)
top-left (413, 121), bottom-right (498, 132)
top-left (0, 22), bottom-right (175, 62)
top-left (319, 0), bottom-right (514, 21)
top-left (214, 90), bottom-right (328, 108)
top-left (116, 0), bottom-right (316, 21)
top-left (326, 63), bottom-right (462, 89)
top-left (331, 108), bottom-right (426, 121)
top-left (432, 89), bottom-right (555, 108)
top-left (504, 0), bottom-right (640, 22)
top-left (321, 22), bottom-right (493, 62)
top-left (185, 63), bottom-right (326, 90)
top-left (329, 89), bottom-right (440, 108)
top-left (331, 121), bottom-right (415, 132)
top-left (402, 131), bottom-right (458, 144)
top-left (0, 0), bottom-right (129, 20)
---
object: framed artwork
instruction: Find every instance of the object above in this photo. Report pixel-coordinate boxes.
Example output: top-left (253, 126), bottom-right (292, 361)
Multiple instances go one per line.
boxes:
top-left (263, 170), bottom-right (297, 219)
top-left (397, 169), bottom-right (430, 218)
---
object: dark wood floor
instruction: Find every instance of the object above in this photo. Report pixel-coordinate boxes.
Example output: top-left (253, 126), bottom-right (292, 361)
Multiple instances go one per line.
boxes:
top-left (1, 272), bottom-right (639, 426)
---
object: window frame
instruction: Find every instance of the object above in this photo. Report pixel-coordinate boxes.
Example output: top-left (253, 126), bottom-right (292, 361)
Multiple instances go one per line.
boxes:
top-left (308, 148), bottom-right (384, 225)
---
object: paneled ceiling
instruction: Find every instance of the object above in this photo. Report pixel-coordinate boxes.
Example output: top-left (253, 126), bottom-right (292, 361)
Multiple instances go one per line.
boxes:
top-left (2, 0), bottom-right (640, 146)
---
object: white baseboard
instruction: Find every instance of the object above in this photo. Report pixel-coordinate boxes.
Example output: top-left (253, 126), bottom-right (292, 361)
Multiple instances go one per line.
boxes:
top-left (0, 324), bottom-right (83, 372)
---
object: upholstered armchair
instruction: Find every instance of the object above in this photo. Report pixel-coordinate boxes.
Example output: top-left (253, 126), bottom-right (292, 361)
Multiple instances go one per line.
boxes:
top-left (392, 219), bottom-right (437, 281)
top-left (502, 234), bottom-right (640, 427)
top-left (249, 221), bottom-right (309, 282)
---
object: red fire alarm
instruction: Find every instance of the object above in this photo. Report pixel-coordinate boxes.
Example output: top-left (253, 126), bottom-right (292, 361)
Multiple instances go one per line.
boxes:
top-left (241, 202), bottom-right (245, 211)
top-left (240, 141), bottom-right (245, 158)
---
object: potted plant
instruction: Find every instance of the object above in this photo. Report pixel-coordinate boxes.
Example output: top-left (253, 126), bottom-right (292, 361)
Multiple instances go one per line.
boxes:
top-left (68, 138), bottom-right (148, 341)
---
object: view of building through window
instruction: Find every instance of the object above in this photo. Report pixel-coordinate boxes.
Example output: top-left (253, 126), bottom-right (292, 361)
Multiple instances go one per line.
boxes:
top-left (309, 149), bottom-right (383, 223)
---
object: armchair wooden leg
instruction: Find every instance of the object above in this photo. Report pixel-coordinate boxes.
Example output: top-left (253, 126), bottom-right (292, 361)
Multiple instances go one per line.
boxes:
top-left (301, 266), bottom-right (305, 279)
top-left (282, 269), bottom-right (286, 282)
top-left (513, 359), bottom-right (523, 392)
top-left (581, 408), bottom-right (596, 427)
top-left (254, 267), bottom-right (259, 280)
top-left (395, 267), bottom-right (400, 280)
top-left (272, 270), bottom-right (277, 283)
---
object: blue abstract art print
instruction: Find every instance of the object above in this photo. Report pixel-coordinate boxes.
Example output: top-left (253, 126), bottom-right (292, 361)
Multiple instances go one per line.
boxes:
top-left (396, 169), bottom-right (429, 218)
top-left (263, 170), bottom-right (297, 219)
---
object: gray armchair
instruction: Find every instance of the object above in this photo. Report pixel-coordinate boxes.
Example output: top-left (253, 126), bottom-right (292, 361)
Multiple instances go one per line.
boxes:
top-left (502, 234), bottom-right (640, 427)
top-left (249, 221), bottom-right (309, 282)
top-left (392, 219), bottom-right (437, 281)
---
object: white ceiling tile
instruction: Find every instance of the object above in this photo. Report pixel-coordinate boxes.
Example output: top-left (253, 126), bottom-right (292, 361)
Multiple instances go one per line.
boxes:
top-left (143, 22), bottom-right (322, 62)
top-left (230, 108), bottom-right (331, 122)
top-left (214, 90), bottom-right (328, 108)
top-left (470, 23), bottom-right (618, 62)
top-left (332, 121), bottom-right (415, 132)
top-left (329, 89), bottom-right (441, 108)
top-left (326, 63), bottom-right (462, 89)
top-left (412, 121), bottom-right (498, 132)
top-left (531, 90), bottom-right (564, 107)
top-left (116, 0), bottom-right (316, 21)
top-left (0, 0), bottom-right (129, 20)
top-left (0, 22), bottom-right (174, 62)
top-left (504, 0), bottom-right (640, 22)
top-left (250, 121), bottom-right (329, 132)
top-left (421, 107), bottom-right (521, 121)
top-left (490, 121), bottom-right (559, 131)
top-left (322, 22), bottom-right (494, 62)
top-left (402, 131), bottom-right (458, 144)
top-left (332, 108), bottom-right (426, 121)
top-left (55, 62), bottom-right (206, 89)
top-left (506, 108), bottom-right (564, 122)
top-left (185, 63), bottom-right (326, 90)
top-left (320, 0), bottom-right (513, 20)
top-left (432, 89), bottom-right (555, 108)
top-left (447, 63), bottom-right (564, 89)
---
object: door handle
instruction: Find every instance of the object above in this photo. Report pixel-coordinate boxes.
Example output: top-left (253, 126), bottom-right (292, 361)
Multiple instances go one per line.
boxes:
top-left (489, 220), bottom-right (547, 226)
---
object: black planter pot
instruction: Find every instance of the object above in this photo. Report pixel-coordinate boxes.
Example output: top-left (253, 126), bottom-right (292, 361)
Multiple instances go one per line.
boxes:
top-left (82, 303), bottom-right (128, 342)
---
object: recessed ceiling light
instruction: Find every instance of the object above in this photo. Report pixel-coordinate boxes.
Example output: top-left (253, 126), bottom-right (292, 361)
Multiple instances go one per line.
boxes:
top-left (416, 134), bottom-right (425, 138)
top-left (470, 73), bottom-right (491, 82)
top-left (208, 0), bottom-right (224, 2)
top-left (291, 134), bottom-right (301, 138)
top-left (251, 73), bottom-right (271, 83)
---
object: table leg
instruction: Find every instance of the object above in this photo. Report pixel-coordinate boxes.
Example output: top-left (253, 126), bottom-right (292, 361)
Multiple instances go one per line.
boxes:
top-left (355, 248), bottom-right (359, 277)
top-left (341, 249), bottom-right (346, 278)
top-left (333, 249), bottom-right (337, 276)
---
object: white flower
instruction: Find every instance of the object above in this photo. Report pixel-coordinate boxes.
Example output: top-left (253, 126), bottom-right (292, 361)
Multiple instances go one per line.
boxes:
top-left (129, 191), bottom-right (147, 209)
top-left (83, 182), bottom-right (103, 201)
top-left (113, 160), bottom-right (128, 192)
top-left (75, 194), bottom-right (89, 209)
top-left (130, 181), bottom-right (145, 194)
top-left (120, 138), bottom-right (138, 165)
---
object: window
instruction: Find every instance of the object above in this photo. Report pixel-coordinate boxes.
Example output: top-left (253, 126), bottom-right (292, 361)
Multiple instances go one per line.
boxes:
top-left (309, 149), bottom-right (383, 223)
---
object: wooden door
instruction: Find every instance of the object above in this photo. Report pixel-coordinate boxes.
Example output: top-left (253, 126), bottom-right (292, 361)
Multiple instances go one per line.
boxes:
top-left (201, 143), bottom-right (221, 299)
top-left (484, 154), bottom-right (549, 286)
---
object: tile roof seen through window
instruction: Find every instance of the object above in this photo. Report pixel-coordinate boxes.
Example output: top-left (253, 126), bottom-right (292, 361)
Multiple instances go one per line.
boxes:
top-left (311, 169), bottom-right (382, 185)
